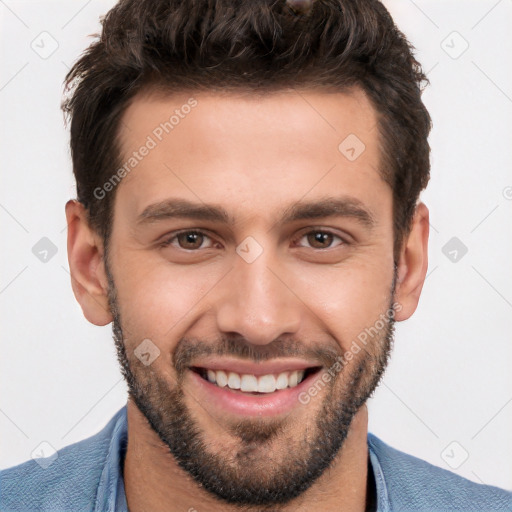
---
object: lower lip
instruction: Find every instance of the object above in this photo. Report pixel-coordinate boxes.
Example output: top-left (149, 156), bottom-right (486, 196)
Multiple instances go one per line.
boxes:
top-left (188, 368), bottom-right (323, 417)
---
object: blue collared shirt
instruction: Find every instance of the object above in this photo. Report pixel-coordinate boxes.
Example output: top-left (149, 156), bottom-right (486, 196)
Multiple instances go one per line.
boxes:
top-left (1, 405), bottom-right (511, 511)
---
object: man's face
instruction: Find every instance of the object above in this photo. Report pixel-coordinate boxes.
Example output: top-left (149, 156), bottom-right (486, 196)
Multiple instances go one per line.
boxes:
top-left (106, 88), bottom-right (397, 507)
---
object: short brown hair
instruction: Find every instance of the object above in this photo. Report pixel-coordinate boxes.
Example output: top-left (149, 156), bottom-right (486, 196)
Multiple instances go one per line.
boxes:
top-left (62, 0), bottom-right (432, 261)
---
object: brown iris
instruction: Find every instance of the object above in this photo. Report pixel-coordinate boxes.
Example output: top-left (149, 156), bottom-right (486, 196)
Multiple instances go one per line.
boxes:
top-left (306, 231), bottom-right (334, 249)
top-left (177, 231), bottom-right (204, 250)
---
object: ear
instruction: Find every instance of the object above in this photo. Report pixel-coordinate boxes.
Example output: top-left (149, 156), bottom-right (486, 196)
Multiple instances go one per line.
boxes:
top-left (65, 199), bottom-right (113, 326)
top-left (394, 202), bottom-right (429, 321)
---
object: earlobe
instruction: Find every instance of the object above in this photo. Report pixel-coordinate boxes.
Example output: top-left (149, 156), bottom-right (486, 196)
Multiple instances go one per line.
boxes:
top-left (394, 202), bottom-right (430, 322)
top-left (65, 199), bottom-right (113, 326)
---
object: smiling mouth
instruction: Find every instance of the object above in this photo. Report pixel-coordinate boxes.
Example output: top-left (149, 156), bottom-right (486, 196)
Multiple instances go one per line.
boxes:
top-left (190, 366), bottom-right (322, 395)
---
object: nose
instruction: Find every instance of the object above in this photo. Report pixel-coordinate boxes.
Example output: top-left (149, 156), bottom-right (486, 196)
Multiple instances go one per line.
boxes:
top-left (215, 247), bottom-right (302, 346)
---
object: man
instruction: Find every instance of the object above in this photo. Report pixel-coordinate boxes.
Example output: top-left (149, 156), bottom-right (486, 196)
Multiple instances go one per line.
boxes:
top-left (1, 0), bottom-right (510, 510)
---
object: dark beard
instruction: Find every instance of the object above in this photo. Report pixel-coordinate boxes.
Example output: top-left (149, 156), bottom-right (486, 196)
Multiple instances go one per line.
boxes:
top-left (106, 263), bottom-right (396, 511)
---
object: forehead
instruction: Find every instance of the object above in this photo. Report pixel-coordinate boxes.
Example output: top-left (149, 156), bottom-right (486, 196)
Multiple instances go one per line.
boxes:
top-left (115, 87), bottom-right (387, 225)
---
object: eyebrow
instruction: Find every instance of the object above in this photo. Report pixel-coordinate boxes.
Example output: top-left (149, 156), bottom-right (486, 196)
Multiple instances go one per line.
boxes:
top-left (136, 197), bottom-right (376, 229)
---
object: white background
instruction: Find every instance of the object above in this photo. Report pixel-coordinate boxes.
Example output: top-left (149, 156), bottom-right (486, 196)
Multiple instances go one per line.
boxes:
top-left (1, 0), bottom-right (511, 491)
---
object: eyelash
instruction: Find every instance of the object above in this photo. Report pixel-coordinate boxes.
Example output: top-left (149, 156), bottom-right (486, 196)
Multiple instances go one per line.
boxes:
top-left (159, 229), bottom-right (348, 251)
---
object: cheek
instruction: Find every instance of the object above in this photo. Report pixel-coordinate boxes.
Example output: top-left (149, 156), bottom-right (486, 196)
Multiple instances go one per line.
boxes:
top-left (111, 255), bottom-right (218, 343)
top-left (291, 259), bottom-right (394, 352)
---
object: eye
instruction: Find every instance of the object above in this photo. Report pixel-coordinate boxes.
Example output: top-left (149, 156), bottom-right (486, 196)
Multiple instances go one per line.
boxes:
top-left (159, 230), bottom-right (217, 250)
top-left (294, 229), bottom-right (347, 250)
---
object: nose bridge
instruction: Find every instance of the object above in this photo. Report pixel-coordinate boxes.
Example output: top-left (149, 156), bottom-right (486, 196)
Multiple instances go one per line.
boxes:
top-left (215, 243), bottom-right (302, 345)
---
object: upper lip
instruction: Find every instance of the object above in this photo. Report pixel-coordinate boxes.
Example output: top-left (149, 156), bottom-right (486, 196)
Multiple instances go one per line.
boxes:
top-left (190, 358), bottom-right (322, 376)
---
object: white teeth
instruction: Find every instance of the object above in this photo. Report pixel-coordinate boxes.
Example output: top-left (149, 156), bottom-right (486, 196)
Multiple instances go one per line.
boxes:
top-left (216, 370), bottom-right (228, 387)
top-left (240, 374), bottom-right (258, 392)
top-left (202, 368), bottom-right (308, 393)
top-left (227, 372), bottom-right (241, 389)
top-left (276, 372), bottom-right (289, 389)
top-left (258, 374), bottom-right (277, 393)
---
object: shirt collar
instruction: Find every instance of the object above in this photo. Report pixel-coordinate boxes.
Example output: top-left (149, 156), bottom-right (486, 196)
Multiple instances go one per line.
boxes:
top-left (94, 406), bottom-right (129, 512)
top-left (368, 433), bottom-right (391, 512)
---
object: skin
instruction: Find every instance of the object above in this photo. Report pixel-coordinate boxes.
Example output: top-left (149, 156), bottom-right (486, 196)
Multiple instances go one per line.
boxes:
top-left (65, 87), bottom-right (429, 512)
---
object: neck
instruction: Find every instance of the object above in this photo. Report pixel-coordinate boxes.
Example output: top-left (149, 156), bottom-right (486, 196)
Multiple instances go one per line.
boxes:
top-left (123, 399), bottom-right (370, 512)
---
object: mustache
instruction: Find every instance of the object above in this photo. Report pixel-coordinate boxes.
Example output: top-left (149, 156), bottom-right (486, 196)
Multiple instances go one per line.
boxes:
top-left (173, 335), bottom-right (343, 376)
